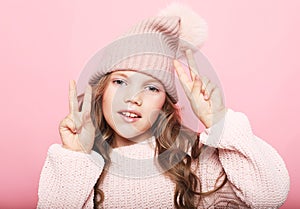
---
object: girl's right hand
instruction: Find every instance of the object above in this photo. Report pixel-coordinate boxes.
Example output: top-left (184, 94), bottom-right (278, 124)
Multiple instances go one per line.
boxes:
top-left (59, 80), bottom-right (95, 154)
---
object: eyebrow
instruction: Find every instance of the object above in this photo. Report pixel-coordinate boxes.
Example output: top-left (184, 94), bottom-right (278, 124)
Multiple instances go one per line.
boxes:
top-left (111, 71), bottom-right (164, 87)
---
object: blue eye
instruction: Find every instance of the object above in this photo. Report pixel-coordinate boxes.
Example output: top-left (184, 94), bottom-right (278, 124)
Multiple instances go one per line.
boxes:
top-left (112, 79), bottom-right (127, 86)
top-left (145, 85), bottom-right (159, 92)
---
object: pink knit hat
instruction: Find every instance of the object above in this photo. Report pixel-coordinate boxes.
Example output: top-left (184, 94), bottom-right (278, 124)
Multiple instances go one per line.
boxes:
top-left (78, 3), bottom-right (208, 103)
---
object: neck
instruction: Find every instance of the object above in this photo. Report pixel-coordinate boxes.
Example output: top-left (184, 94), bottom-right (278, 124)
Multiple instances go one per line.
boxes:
top-left (112, 130), bottom-right (153, 148)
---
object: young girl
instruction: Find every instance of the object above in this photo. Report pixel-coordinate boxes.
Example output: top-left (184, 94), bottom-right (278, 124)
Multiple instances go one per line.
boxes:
top-left (37, 4), bottom-right (289, 209)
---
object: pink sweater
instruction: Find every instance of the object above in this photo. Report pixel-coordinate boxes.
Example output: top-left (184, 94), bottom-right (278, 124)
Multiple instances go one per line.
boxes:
top-left (37, 109), bottom-right (290, 208)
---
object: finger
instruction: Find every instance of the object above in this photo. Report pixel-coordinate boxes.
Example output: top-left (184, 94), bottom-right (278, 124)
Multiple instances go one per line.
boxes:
top-left (174, 60), bottom-right (192, 96)
top-left (81, 85), bottom-right (92, 113)
top-left (82, 111), bottom-right (95, 130)
top-left (201, 76), bottom-right (210, 93)
top-left (203, 82), bottom-right (217, 100)
top-left (185, 49), bottom-right (200, 81)
top-left (60, 115), bottom-right (77, 134)
top-left (69, 80), bottom-right (79, 114)
top-left (191, 75), bottom-right (203, 99)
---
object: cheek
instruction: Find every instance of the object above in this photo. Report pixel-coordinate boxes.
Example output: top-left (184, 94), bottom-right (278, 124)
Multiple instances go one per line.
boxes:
top-left (102, 92), bottom-right (109, 112)
top-left (145, 95), bottom-right (166, 124)
top-left (102, 89), bottom-right (114, 124)
top-left (152, 94), bottom-right (166, 110)
top-left (102, 85), bottom-right (118, 111)
top-left (102, 98), bottom-right (110, 115)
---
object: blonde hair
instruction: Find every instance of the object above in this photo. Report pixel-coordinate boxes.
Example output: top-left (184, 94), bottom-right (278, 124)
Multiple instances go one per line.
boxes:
top-left (87, 73), bottom-right (227, 209)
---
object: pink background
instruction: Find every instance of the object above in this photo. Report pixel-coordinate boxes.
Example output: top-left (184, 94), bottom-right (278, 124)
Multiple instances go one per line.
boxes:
top-left (0, 0), bottom-right (299, 208)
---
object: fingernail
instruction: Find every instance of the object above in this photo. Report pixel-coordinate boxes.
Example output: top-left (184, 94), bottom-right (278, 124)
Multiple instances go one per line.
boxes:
top-left (205, 94), bottom-right (208, 99)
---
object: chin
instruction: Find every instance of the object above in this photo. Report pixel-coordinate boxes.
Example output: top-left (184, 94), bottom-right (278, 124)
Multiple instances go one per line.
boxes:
top-left (115, 126), bottom-right (152, 141)
top-left (116, 130), bottom-right (145, 139)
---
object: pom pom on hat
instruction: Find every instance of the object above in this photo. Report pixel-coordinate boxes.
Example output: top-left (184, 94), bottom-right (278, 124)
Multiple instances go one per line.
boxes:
top-left (158, 2), bottom-right (208, 50)
top-left (78, 3), bottom-right (208, 103)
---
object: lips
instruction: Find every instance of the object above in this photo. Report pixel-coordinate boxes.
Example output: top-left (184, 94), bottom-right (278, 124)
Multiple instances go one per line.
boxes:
top-left (118, 110), bottom-right (142, 122)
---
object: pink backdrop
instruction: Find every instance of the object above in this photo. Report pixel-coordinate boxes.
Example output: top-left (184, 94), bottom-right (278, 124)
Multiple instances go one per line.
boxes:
top-left (0, 0), bottom-right (299, 208)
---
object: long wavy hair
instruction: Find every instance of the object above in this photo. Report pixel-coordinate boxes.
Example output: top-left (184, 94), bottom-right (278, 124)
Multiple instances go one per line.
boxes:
top-left (87, 72), bottom-right (227, 209)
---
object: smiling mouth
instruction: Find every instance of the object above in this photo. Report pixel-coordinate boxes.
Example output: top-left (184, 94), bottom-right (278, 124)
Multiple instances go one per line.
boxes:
top-left (118, 111), bottom-right (142, 118)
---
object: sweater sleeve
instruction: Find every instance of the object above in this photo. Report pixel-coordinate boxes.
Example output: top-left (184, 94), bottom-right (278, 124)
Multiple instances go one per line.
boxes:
top-left (37, 144), bottom-right (104, 209)
top-left (199, 109), bottom-right (290, 208)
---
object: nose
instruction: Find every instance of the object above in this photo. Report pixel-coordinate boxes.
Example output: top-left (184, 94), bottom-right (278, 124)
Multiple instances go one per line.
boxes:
top-left (123, 90), bottom-right (143, 106)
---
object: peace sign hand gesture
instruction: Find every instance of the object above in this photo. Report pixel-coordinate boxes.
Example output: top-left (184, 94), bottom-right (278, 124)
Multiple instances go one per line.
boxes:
top-left (174, 50), bottom-right (228, 129)
top-left (59, 80), bottom-right (95, 154)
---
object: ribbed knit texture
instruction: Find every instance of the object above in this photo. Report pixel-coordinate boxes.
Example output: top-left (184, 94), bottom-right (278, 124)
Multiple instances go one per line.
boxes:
top-left (37, 145), bottom-right (104, 208)
top-left (37, 109), bottom-right (290, 208)
top-left (87, 16), bottom-right (181, 103)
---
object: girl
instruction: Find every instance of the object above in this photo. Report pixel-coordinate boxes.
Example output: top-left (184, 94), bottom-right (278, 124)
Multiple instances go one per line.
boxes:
top-left (37, 4), bottom-right (289, 209)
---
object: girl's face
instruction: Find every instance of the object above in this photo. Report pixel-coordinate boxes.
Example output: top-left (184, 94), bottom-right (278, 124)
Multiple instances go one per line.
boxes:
top-left (102, 70), bottom-right (166, 145)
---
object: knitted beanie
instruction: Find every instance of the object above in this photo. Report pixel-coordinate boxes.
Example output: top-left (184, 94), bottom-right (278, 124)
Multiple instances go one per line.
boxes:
top-left (78, 3), bottom-right (207, 103)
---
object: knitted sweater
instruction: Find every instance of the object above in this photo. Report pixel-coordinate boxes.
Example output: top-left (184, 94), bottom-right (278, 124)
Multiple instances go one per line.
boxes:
top-left (37, 109), bottom-right (290, 208)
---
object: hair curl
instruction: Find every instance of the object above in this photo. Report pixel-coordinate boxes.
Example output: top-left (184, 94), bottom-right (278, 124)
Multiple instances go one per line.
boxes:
top-left (86, 73), bottom-right (227, 209)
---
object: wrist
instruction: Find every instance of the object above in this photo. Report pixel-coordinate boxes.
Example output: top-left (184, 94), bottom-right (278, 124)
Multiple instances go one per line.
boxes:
top-left (202, 107), bottom-right (228, 129)
top-left (62, 144), bottom-right (92, 154)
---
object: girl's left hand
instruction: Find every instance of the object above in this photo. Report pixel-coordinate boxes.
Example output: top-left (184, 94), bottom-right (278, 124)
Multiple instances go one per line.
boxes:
top-left (174, 49), bottom-right (227, 128)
